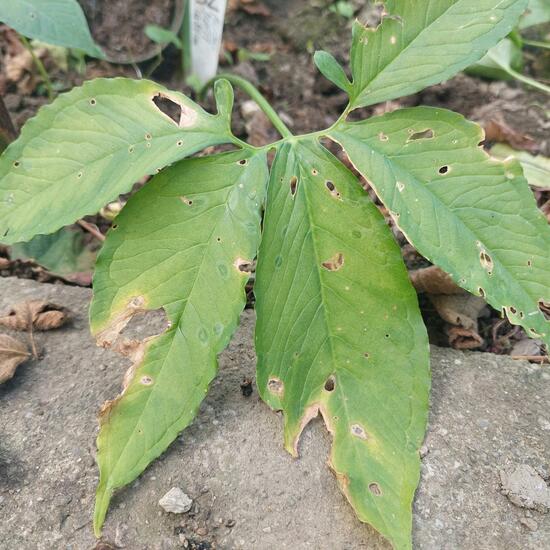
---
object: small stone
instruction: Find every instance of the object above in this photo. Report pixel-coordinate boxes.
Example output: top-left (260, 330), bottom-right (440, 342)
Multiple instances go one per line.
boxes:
top-left (225, 519), bottom-right (236, 528)
top-left (196, 526), bottom-right (208, 536)
top-left (158, 488), bottom-right (193, 514)
top-left (519, 517), bottom-right (538, 532)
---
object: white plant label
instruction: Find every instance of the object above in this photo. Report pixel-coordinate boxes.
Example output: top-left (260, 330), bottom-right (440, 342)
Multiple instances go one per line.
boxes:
top-left (189, 0), bottom-right (228, 84)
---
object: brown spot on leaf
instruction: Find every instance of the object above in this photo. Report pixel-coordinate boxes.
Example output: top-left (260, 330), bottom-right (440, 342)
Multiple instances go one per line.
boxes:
top-left (350, 423), bottom-right (368, 440)
top-left (408, 129), bottom-right (434, 141)
top-left (324, 375), bottom-right (336, 392)
top-left (140, 375), bottom-right (153, 386)
top-left (267, 377), bottom-right (284, 396)
top-left (234, 258), bottom-right (253, 273)
top-left (369, 482), bottom-right (382, 496)
top-left (321, 253), bottom-right (344, 272)
top-left (290, 176), bottom-right (298, 196)
top-left (479, 251), bottom-right (494, 273)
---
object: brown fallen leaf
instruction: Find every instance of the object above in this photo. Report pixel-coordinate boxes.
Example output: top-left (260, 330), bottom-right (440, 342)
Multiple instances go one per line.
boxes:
top-left (410, 265), bottom-right (463, 295)
top-left (0, 334), bottom-right (30, 383)
top-left (446, 326), bottom-right (484, 350)
top-left (228, 0), bottom-right (271, 16)
top-left (0, 300), bottom-right (69, 331)
top-left (484, 117), bottom-right (537, 153)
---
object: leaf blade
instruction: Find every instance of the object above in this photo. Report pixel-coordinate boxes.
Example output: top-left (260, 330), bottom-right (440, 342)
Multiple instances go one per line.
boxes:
top-left (254, 139), bottom-right (430, 549)
top-left (91, 149), bottom-right (268, 534)
top-left (0, 78), bottom-right (233, 245)
top-left (349, 0), bottom-right (527, 109)
top-left (331, 106), bottom-right (550, 352)
top-left (0, 0), bottom-right (103, 57)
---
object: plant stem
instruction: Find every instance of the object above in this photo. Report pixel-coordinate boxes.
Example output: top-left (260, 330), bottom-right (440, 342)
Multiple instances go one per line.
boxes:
top-left (200, 74), bottom-right (293, 139)
top-left (77, 219), bottom-right (105, 242)
top-left (19, 35), bottom-right (55, 101)
top-left (0, 96), bottom-right (17, 153)
top-left (522, 39), bottom-right (550, 50)
top-left (507, 68), bottom-right (550, 95)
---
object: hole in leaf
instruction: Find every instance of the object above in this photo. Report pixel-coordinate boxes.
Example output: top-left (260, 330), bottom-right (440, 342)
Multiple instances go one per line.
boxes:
top-left (267, 377), bottom-right (284, 396)
top-left (527, 259), bottom-right (533, 267)
top-left (439, 166), bottom-right (449, 175)
top-left (238, 159), bottom-right (248, 166)
top-left (408, 129), bottom-right (434, 141)
top-left (369, 483), bottom-right (382, 496)
top-left (378, 132), bottom-right (389, 142)
top-left (509, 306), bottom-right (517, 315)
top-left (364, 352), bottom-right (369, 359)
top-left (13, 161), bottom-right (20, 168)
top-left (112, 224), bottom-right (118, 230)
top-left (350, 423), bottom-right (369, 440)
top-left (140, 375), bottom-right (153, 386)
top-left (152, 93), bottom-right (198, 128)
top-left (325, 180), bottom-right (341, 199)
top-left (312, 169), bottom-right (318, 176)
top-left (324, 376), bottom-right (336, 392)
top-left (180, 196), bottom-right (193, 206)
top-left (152, 94), bottom-right (181, 124)
top-left (479, 251), bottom-right (493, 273)
top-left (234, 258), bottom-right (253, 273)
top-left (290, 176), bottom-right (298, 196)
top-left (321, 252), bottom-right (344, 271)
top-left (89, 98), bottom-right (96, 106)
top-left (176, 140), bottom-right (183, 147)
top-left (538, 300), bottom-right (550, 321)
top-left (478, 287), bottom-right (485, 298)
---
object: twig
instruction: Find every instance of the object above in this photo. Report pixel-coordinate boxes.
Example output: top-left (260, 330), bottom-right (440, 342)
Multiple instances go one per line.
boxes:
top-left (511, 355), bottom-right (549, 364)
top-left (19, 34), bottom-right (55, 101)
top-left (26, 304), bottom-right (38, 359)
top-left (77, 219), bottom-right (105, 242)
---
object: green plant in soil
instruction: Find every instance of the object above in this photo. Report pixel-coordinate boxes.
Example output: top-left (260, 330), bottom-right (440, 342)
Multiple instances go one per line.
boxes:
top-left (1, 1), bottom-right (548, 548)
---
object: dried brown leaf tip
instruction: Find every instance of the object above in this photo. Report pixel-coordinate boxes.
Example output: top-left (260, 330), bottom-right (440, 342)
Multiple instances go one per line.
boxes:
top-left (0, 334), bottom-right (30, 384)
top-left (0, 300), bottom-right (69, 331)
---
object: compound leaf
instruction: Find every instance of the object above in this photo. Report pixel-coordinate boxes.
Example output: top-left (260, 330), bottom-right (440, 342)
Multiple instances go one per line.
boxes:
top-left (331, 107), bottom-right (550, 353)
top-left (90, 149), bottom-right (268, 534)
top-left (0, 78), bottom-right (234, 245)
top-left (314, 50), bottom-right (351, 92)
top-left (254, 139), bottom-right (430, 550)
top-left (0, 0), bottom-right (104, 57)
top-left (349, 0), bottom-right (527, 109)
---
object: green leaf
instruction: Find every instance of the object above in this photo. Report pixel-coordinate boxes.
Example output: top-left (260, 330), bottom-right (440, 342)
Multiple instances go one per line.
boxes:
top-left (10, 227), bottom-right (95, 277)
top-left (314, 50), bottom-right (351, 93)
top-left (490, 144), bottom-right (550, 188)
top-left (91, 149), bottom-right (268, 534)
top-left (0, 0), bottom-right (104, 57)
top-left (466, 38), bottom-right (524, 81)
top-left (0, 78), bottom-right (234, 245)
top-left (348, 0), bottom-right (528, 109)
top-left (519, 0), bottom-right (550, 28)
top-left (330, 106), bottom-right (550, 351)
top-left (144, 24), bottom-right (183, 49)
top-left (254, 139), bottom-right (430, 550)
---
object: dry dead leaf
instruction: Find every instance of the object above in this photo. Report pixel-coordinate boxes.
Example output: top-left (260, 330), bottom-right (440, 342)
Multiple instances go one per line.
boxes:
top-left (446, 326), bottom-right (484, 350)
top-left (410, 265), bottom-right (463, 295)
top-left (0, 300), bottom-right (69, 331)
top-left (228, 0), bottom-right (271, 16)
top-left (0, 334), bottom-right (30, 383)
top-left (484, 117), bottom-right (537, 153)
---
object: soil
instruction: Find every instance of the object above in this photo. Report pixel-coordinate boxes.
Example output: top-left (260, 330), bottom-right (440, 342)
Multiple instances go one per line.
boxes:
top-left (79, 0), bottom-right (180, 62)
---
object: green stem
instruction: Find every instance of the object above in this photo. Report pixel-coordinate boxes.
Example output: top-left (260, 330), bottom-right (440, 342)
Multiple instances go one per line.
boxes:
top-left (507, 68), bottom-right (550, 95)
top-left (200, 74), bottom-right (293, 139)
top-left (522, 39), bottom-right (550, 50)
top-left (19, 35), bottom-right (54, 101)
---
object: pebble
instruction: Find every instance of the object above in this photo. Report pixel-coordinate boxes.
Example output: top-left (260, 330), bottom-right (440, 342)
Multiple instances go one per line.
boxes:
top-left (519, 517), bottom-right (538, 532)
top-left (158, 487), bottom-right (193, 514)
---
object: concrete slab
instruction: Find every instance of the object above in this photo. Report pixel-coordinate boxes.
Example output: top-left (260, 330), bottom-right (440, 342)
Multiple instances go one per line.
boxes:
top-left (0, 277), bottom-right (548, 549)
